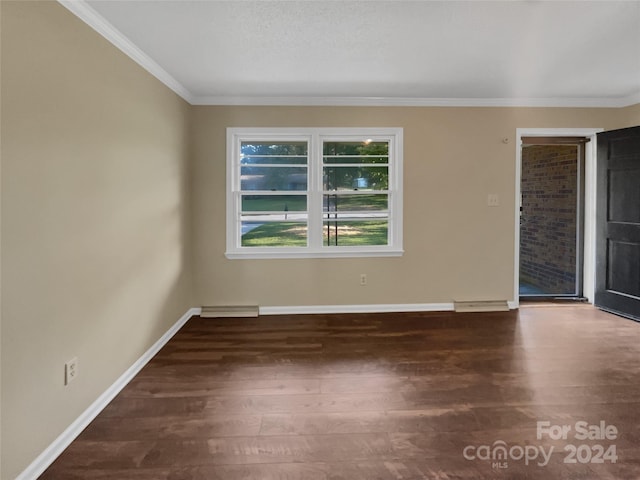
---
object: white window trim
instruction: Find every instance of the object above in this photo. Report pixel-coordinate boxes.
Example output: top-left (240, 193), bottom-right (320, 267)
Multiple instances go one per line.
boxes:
top-left (226, 127), bottom-right (404, 259)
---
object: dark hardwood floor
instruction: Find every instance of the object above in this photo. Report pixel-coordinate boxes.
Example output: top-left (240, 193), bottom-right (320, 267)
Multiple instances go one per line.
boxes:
top-left (41, 305), bottom-right (640, 479)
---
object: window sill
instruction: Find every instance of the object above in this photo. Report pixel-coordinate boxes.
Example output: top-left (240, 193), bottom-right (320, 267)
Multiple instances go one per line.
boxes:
top-left (225, 248), bottom-right (404, 260)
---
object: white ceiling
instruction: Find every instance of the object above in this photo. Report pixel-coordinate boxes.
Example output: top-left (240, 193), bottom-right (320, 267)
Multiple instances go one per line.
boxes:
top-left (63, 0), bottom-right (640, 106)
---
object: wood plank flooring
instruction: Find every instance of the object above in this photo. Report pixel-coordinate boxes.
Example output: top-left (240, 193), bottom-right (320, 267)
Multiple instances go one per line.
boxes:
top-left (40, 305), bottom-right (640, 479)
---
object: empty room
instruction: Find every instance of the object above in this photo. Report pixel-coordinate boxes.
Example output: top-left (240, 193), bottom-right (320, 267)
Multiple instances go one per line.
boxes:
top-left (2, 1), bottom-right (640, 479)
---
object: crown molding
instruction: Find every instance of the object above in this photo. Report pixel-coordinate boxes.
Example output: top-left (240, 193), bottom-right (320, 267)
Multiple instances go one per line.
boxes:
top-left (57, 0), bottom-right (194, 104)
top-left (192, 94), bottom-right (640, 108)
top-left (57, 1), bottom-right (639, 109)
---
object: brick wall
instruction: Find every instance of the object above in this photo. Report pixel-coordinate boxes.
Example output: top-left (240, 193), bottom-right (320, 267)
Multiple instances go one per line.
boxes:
top-left (520, 145), bottom-right (577, 294)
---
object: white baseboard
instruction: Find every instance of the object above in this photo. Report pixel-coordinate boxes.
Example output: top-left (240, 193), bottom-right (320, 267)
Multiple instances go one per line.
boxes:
top-left (16, 307), bottom-right (201, 480)
top-left (259, 303), bottom-right (455, 315)
top-left (260, 302), bottom-right (519, 315)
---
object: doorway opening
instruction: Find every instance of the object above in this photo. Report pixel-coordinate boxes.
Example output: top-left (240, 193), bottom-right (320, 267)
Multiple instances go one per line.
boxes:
top-left (519, 138), bottom-right (586, 298)
top-left (514, 128), bottom-right (602, 306)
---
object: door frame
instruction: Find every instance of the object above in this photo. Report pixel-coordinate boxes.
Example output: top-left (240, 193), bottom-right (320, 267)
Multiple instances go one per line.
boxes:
top-left (514, 128), bottom-right (603, 308)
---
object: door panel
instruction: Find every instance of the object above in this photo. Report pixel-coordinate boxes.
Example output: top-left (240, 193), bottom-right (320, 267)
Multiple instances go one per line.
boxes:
top-left (596, 126), bottom-right (640, 320)
top-left (607, 240), bottom-right (640, 297)
top-left (609, 169), bottom-right (640, 222)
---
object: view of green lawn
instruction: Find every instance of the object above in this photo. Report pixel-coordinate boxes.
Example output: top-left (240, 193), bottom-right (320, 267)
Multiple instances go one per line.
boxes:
top-left (241, 222), bottom-right (307, 246)
top-left (323, 221), bottom-right (388, 246)
top-left (242, 195), bottom-right (306, 212)
top-left (241, 220), bottom-right (388, 246)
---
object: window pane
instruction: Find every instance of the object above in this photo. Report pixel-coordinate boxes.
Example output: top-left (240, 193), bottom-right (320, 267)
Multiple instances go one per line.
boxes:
top-left (242, 195), bottom-right (307, 212)
top-left (323, 156), bottom-right (388, 165)
top-left (323, 141), bottom-right (388, 164)
top-left (241, 167), bottom-right (307, 191)
top-left (242, 213), bottom-right (308, 223)
top-left (241, 156), bottom-right (308, 165)
top-left (323, 166), bottom-right (388, 190)
top-left (241, 222), bottom-right (307, 247)
top-left (323, 212), bottom-right (387, 221)
top-left (322, 220), bottom-right (388, 246)
top-left (323, 194), bottom-right (387, 212)
top-left (241, 141), bottom-right (308, 156)
top-left (323, 141), bottom-right (388, 156)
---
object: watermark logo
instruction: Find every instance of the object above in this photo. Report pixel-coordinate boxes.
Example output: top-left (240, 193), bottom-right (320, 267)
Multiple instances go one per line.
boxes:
top-left (463, 440), bottom-right (553, 468)
top-left (463, 420), bottom-right (618, 470)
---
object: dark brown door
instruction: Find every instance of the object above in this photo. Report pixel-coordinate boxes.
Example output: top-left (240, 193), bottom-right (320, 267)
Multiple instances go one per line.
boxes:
top-left (596, 126), bottom-right (640, 321)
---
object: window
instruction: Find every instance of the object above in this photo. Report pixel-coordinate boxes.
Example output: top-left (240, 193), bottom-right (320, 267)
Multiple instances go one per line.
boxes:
top-left (226, 128), bottom-right (403, 259)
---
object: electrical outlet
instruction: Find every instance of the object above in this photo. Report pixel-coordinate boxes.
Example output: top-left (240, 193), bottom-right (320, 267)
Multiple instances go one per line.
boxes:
top-left (65, 357), bottom-right (78, 385)
top-left (360, 273), bottom-right (367, 286)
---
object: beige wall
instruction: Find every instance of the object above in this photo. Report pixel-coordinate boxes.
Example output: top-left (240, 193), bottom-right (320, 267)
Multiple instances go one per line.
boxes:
top-left (621, 103), bottom-right (640, 126)
top-left (0, 2), bottom-right (193, 478)
top-left (191, 106), bottom-right (632, 308)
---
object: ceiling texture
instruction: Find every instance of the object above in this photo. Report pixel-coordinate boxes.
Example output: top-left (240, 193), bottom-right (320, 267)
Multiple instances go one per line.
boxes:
top-left (61, 0), bottom-right (640, 107)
